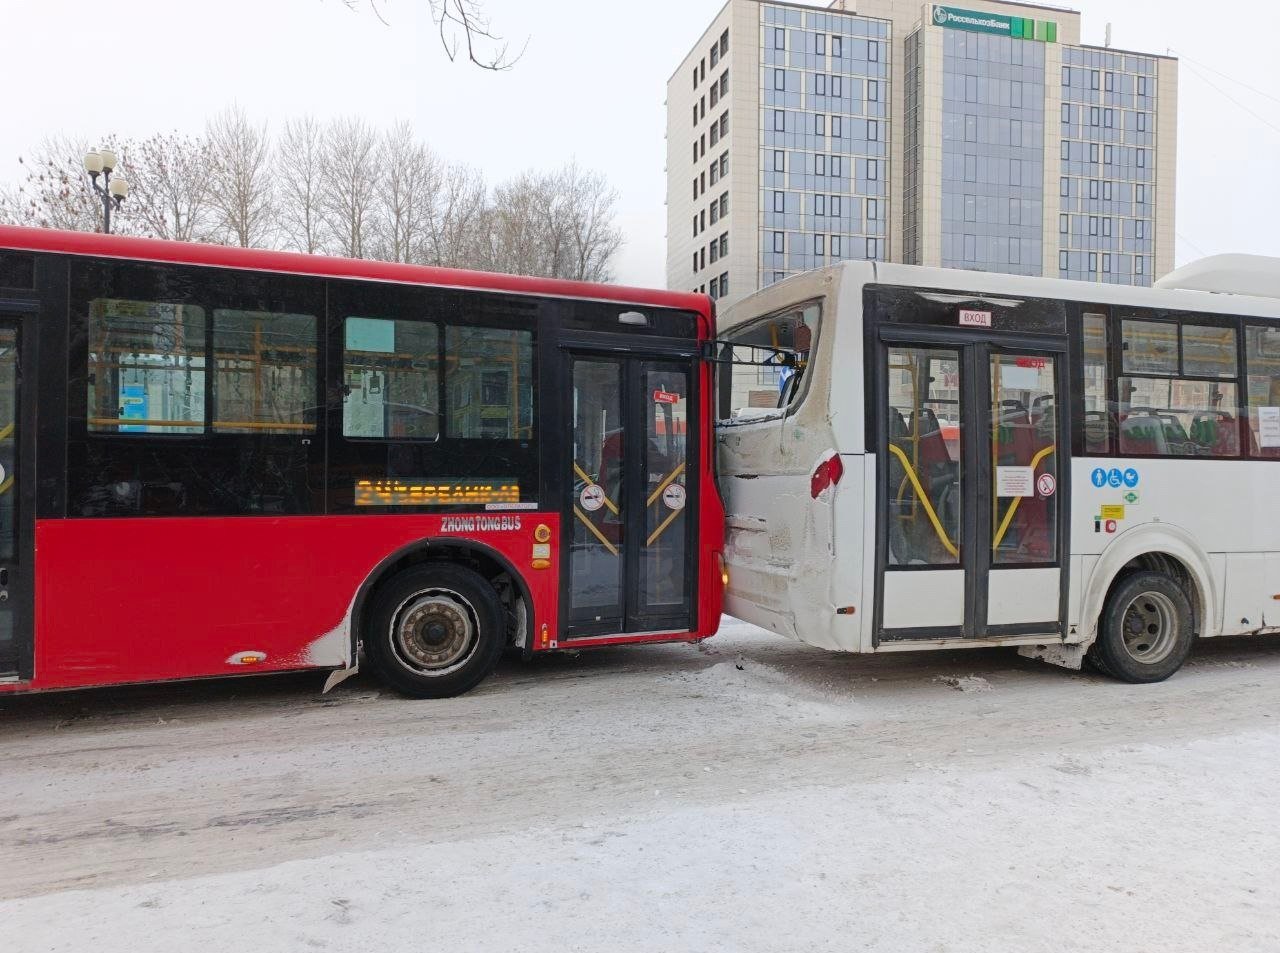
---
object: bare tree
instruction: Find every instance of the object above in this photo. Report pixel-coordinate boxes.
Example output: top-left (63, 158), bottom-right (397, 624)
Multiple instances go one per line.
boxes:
top-left (425, 161), bottom-right (485, 268)
top-left (321, 117), bottom-right (380, 258)
top-left (372, 121), bottom-right (438, 263)
top-left (340, 0), bottom-right (525, 70)
top-left (480, 171), bottom-right (556, 276)
top-left (276, 116), bottom-right (327, 254)
top-left (0, 135), bottom-right (111, 232)
top-left (430, 0), bottom-right (524, 71)
top-left (206, 106), bottom-right (274, 247)
top-left (125, 132), bottom-right (214, 242)
top-left (557, 162), bottom-right (624, 283)
top-left (1, 116), bottom-right (624, 284)
top-left (478, 163), bottom-right (623, 281)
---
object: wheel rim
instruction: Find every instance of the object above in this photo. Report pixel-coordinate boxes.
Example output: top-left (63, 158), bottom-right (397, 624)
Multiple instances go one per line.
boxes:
top-left (389, 588), bottom-right (481, 677)
top-left (1120, 590), bottom-right (1178, 664)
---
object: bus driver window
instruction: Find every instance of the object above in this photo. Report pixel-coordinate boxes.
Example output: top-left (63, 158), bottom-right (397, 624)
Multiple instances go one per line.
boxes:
top-left (717, 303), bottom-right (821, 422)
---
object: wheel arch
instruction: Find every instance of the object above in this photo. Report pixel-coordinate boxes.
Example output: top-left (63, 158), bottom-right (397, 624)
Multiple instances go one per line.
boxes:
top-left (351, 537), bottom-right (536, 659)
top-left (1080, 524), bottom-right (1218, 647)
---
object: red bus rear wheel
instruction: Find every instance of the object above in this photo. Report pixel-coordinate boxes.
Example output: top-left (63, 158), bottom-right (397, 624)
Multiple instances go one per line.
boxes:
top-left (364, 564), bottom-right (506, 698)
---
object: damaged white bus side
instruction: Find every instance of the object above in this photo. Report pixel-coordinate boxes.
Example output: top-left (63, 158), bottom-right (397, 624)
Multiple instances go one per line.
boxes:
top-left (716, 256), bottom-right (1280, 683)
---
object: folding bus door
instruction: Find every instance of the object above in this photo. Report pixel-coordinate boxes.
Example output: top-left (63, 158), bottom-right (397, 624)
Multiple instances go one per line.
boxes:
top-left (563, 350), bottom-right (697, 640)
top-left (0, 313), bottom-right (33, 680)
top-left (876, 329), bottom-right (1068, 643)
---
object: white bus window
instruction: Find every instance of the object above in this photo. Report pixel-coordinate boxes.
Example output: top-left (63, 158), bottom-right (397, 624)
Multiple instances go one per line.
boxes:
top-left (717, 304), bottom-right (820, 422)
top-left (1183, 324), bottom-right (1237, 378)
top-left (1081, 313), bottom-right (1110, 454)
top-left (1118, 378), bottom-right (1239, 457)
top-left (1121, 320), bottom-right (1178, 375)
top-left (1119, 317), bottom-right (1241, 457)
top-left (1245, 325), bottom-right (1280, 458)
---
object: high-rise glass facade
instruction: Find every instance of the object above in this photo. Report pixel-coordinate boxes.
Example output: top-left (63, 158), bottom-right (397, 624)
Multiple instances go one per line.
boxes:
top-left (666, 0), bottom-right (1175, 307)
top-left (939, 28), bottom-right (1045, 276)
top-left (758, 3), bottom-right (890, 286)
top-left (1057, 47), bottom-right (1159, 286)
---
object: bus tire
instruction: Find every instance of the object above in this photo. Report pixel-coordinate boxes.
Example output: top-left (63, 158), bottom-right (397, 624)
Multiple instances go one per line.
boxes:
top-left (363, 563), bottom-right (506, 699)
top-left (1088, 571), bottom-right (1194, 684)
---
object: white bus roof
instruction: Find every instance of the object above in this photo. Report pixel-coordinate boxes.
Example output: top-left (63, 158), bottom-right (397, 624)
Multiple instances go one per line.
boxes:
top-left (720, 257), bottom-right (1280, 333)
top-left (1153, 254), bottom-right (1280, 298)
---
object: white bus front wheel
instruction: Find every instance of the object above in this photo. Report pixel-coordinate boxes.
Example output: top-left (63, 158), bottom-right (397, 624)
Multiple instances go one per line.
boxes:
top-left (1088, 570), bottom-right (1194, 684)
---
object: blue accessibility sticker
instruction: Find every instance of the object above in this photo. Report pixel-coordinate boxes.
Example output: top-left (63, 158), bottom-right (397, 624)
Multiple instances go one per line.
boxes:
top-left (1122, 467), bottom-right (1139, 488)
top-left (1107, 468), bottom-right (1124, 488)
top-left (1091, 467), bottom-right (1108, 488)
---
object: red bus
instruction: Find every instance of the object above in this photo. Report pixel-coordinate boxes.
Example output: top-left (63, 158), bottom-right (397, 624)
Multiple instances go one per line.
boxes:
top-left (0, 226), bottom-right (724, 698)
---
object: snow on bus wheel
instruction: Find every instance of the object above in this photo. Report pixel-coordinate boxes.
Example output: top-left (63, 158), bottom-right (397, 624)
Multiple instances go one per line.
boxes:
top-left (364, 563), bottom-right (507, 699)
top-left (1088, 570), bottom-right (1194, 684)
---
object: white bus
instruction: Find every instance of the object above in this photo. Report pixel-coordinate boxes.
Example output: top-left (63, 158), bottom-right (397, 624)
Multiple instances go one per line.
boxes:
top-left (715, 256), bottom-right (1280, 682)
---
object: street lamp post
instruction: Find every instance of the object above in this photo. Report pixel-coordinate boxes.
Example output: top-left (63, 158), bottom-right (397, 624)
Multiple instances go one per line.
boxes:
top-left (83, 149), bottom-right (129, 234)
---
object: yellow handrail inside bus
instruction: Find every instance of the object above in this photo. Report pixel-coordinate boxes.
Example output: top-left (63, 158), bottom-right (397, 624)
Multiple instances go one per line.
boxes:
top-left (573, 506), bottom-right (619, 556)
top-left (647, 509), bottom-right (682, 547)
top-left (991, 444), bottom-right (1056, 551)
top-left (885, 443), bottom-right (959, 559)
top-left (88, 417), bottom-right (314, 432)
top-left (888, 360), bottom-right (922, 520)
top-left (644, 463), bottom-right (688, 547)
top-left (991, 359), bottom-right (1001, 536)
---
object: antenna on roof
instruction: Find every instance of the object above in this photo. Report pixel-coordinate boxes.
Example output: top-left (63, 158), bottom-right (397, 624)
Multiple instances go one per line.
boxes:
top-left (1104, 22), bottom-right (1112, 48)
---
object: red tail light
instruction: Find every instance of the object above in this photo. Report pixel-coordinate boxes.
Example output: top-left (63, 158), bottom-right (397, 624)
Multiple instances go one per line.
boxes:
top-left (810, 453), bottom-right (844, 499)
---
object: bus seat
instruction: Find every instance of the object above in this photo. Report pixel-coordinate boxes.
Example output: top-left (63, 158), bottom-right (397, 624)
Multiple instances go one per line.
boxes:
top-left (1083, 411), bottom-right (1110, 454)
top-left (1192, 413), bottom-right (1239, 456)
top-left (890, 407), bottom-right (909, 441)
top-left (1119, 415), bottom-right (1164, 455)
top-left (910, 408), bottom-right (951, 469)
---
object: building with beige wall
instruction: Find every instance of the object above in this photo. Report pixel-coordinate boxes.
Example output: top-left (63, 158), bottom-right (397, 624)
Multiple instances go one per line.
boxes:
top-left (666, 0), bottom-right (1177, 308)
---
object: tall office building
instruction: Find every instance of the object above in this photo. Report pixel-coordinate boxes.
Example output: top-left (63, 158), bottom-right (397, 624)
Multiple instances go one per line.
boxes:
top-left (666, 0), bottom-right (1178, 307)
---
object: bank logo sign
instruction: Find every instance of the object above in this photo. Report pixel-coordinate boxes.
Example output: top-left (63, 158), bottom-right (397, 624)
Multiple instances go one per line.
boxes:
top-left (931, 5), bottom-right (1058, 43)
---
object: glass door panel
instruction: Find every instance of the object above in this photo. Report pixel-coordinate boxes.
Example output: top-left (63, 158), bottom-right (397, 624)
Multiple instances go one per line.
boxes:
top-left (0, 324), bottom-right (18, 675)
top-left (990, 352), bottom-right (1059, 566)
top-left (563, 352), bottom-right (698, 638)
top-left (639, 363), bottom-right (692, 621)
top-left (567, 358), bottom-right (624, 628)
top-left (885, 345), bottom-right (963, 567)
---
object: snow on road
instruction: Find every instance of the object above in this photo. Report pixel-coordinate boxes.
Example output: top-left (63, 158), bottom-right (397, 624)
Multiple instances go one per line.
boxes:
top-left (2, 619), bottom-right (1279, 952)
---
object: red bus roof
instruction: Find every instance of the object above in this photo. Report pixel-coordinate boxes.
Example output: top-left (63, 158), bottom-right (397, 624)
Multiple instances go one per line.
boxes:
top-left (0, 224), bottom-right (710, 325)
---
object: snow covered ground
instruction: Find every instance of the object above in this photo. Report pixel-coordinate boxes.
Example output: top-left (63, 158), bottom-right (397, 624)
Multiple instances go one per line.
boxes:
top-left (2, 618), bottom-right (1279, 952)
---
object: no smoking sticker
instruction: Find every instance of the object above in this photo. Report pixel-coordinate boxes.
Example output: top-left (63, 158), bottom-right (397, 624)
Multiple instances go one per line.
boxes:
top-left (1036, 473), bottom-right (1056, 497)
top-left (580, 484), bottom-right (605, 512)
top-left (662, 483), bottom-right (686, 511)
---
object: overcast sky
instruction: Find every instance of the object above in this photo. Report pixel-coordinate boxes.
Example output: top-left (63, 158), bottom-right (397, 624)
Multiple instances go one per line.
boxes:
top-left (3, 0), bottom-right (1277, 286)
